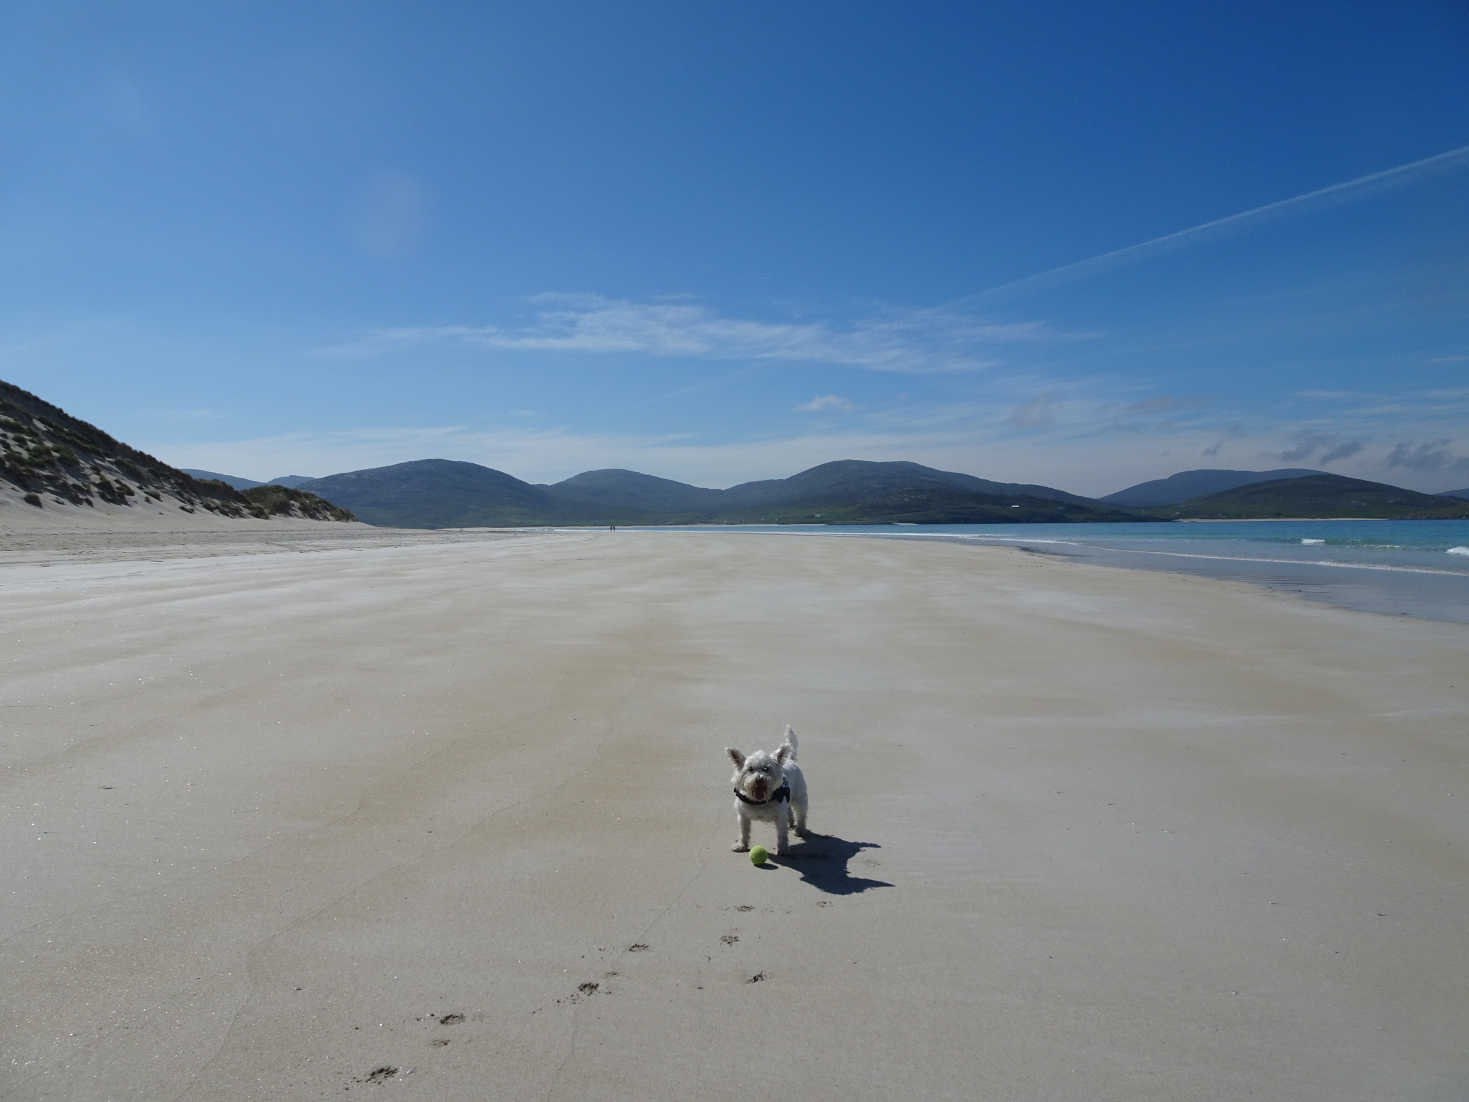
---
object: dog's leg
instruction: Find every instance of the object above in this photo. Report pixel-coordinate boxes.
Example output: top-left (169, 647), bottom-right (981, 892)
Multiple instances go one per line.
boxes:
top-left (774, 813), bottom-right (790, 855)
top-left (793, 797), bottom-right (808, 837)
top-left (732, 811), bottom-right (750, 852)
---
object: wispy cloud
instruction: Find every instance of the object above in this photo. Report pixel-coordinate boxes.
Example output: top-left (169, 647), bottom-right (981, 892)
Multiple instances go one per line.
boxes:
top-left (1386, 439), bottom-right (1469, 473)
top-left (320, 295), bottom-right (1079, 374)
top-left (1279, 431), bottom-right (1367, 465)
top-left (797, 394), bottom-right (853, 413)
top-left (1320, 440), bottom-right (1367, 464)
top-left (1008, 394), bottom-right (1057, 429)
top-left (1201, 423), bottom-right (1248, 459)
top-left (1277, 387), bottom-right (1469, 436)
top-left (1118, 395), bottom-right (1210, 419)
top-left (958, 144), bottom-right (1469, 302)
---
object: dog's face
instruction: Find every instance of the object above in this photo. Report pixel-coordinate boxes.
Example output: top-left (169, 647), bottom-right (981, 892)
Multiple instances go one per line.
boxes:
top-left (727, 745), bottom-right (791, 803)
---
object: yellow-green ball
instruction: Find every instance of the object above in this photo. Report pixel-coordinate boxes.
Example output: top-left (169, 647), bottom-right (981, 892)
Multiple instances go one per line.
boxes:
top-left (749, 845), bottom-right (769, 866)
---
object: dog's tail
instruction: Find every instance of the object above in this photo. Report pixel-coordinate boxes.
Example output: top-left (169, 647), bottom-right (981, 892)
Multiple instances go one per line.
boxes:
top-left (782, 725), bottom-right (798, 760)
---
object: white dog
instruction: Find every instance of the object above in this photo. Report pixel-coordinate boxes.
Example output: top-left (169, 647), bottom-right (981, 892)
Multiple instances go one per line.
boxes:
top-left (727, 726), bottom-right (808, 855)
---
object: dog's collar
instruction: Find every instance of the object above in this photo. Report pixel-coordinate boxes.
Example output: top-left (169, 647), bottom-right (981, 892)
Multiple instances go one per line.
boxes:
top-left (735, 781), bottom-right (790, 806)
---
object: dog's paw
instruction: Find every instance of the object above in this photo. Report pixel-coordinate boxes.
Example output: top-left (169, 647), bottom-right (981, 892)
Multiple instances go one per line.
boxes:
top-left (731, 842), bottom-right (749, 852)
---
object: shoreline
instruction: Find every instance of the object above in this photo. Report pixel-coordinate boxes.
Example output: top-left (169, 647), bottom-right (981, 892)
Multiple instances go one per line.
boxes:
top-left (594, 522), bottom-right (1469, 626)
top-left (1175, 515), bottom-right (1417, 522)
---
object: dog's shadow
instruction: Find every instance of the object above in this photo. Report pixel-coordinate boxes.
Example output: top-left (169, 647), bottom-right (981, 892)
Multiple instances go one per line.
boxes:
top-left (774, 832), bottom-right (891, 895)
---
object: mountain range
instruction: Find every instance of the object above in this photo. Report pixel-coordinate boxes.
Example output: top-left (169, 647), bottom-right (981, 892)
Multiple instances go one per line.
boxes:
top-left (4, 377), bottom-right (1467, 528)
top-left (274, 458), bottom-right (1468, 527)
top-left (289, 458), bottom-right (1138, 528)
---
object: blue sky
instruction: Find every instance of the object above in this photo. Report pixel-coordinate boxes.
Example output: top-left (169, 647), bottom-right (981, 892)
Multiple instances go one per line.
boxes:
top-left (4, 1), bottom-right (1468, 495)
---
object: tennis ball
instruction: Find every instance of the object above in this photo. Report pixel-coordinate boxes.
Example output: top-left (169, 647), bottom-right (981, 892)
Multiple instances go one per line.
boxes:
top-left (749, 845), bottom-right (769, 866)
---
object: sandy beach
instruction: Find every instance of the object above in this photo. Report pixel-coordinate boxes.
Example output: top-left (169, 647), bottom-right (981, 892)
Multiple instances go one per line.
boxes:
top-left (3, 526), bottom-right (1467, 1100)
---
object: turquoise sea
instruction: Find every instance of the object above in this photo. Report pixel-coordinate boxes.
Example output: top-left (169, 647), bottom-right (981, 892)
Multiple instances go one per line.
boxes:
top-left (618, 519), bottom-right (1469, 624)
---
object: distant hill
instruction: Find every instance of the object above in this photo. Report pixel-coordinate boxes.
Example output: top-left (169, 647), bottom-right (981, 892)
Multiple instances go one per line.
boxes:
top-left (710, 459), bottom-right (1123, 524)
top-left (298, 459), bottom-right (553, 527)
top-left (1166, 474), bottom-right (1469, 519)
top-left (182, 469), bottom-right (319, 491)
top-left (291, 457), bottom-right (1135, 528)
top-left (1103, 468), bottom-right (1324, 506)
top-left (180, 468), bottom-right (266, 490)
top-left (722, 459), bottom-right (1100, 510)
top-left (1441, 487), bottom-right (1469, 502)
top-left (0, 380), bottom-right (355, 523)
top-left (544, 468), bottom-right (726, 513)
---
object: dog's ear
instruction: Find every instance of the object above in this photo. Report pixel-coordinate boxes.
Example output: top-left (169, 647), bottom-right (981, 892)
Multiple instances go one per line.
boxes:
top-left (726, 748), bottom-right (745, 768)
top-left (775, 744), bottom-right (791, 764)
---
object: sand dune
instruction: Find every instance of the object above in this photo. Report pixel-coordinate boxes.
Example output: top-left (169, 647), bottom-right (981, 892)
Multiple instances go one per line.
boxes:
top-left (3, 529), bottom-right (1466, 1099)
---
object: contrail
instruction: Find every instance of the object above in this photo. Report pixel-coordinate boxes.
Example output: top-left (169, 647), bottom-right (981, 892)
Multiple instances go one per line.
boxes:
top-left (958, 143), bottom-right (1469, 303)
